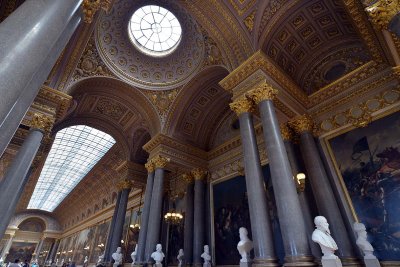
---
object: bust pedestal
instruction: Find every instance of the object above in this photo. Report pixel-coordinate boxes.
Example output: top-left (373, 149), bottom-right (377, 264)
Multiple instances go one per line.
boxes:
top-left (322, 256), bottom-right (342, 267)
top-left (364, 258), bottom-right (380, 267)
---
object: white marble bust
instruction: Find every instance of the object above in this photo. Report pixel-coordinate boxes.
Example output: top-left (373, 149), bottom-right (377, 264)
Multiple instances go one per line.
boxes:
top-left (151, 244), bottom-right (165, 267)
top-left (237, 227), bottom-right (253, 262)
top-left (177, 249), bottom-right (184, 267)
top-left (112, 247), bottom-right (123, 266)
top-left (312, 216), bottom-right (338, 259)
top-left (201, 245), bottom-right (211, 267)
top-left (353, 222), bottom-right (376, 259)
top-left (131, 244), bottom-right (138, 266)
top-left (97, 254), bottom-right (104, 264)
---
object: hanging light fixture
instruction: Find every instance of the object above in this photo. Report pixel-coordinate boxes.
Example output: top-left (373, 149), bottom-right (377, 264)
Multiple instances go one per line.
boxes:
top-left (164, 173), bottom-right (183, 225)
top-left (130, 187), bottom-right (143, 232)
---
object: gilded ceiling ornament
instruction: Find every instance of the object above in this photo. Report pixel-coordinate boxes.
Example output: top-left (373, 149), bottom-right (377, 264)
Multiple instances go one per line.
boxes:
top-left (182, 173), bottom-right (194, 184)
top-left (288, 115), bottom-right (314, 134)
top-left (151, 155), bottom-right (170, 169)
top-left (229, 97), bottom-right (254, 115)
top-left (145, 159), bottom-right (155, 173)
top-left (191, 168), bottom-right (207, 180)
top-left (280, 123), bottom-right (293, 141)
top-left (116, 179), bottom-right (133, 191)
top-left (82, 0), bottom-right (101, 24)
top-left (244, 11), bottom-right (255, 32)
top-left (246, 83), bottom-right (279, 104)
top-left (30, 113), bottom-right (55, 133)
top-left (365, 0), bottom-right (400, 30)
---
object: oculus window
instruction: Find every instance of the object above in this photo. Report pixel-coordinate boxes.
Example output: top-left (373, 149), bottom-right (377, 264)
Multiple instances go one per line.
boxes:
top-left (28, 125), bottom-right (116, 212)
top-left (128, 5), bottom-right (182, 56)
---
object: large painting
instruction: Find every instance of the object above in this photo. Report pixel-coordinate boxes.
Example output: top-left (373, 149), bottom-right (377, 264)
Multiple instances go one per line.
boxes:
top-left (328, 111), bottom-right (400, 260)
top-left (89, 221), bottom-right (110, 263)
top-left (5, 242), bottom-right (36, 263)
top-left (125, 211), bottom-right (140, 263)
top-left (212, 175), bottom-right (251, 265)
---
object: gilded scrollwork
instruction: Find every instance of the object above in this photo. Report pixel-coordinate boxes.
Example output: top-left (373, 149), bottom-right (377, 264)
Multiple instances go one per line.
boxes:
top-left (151, 155), bottom-right (171, 169)
top-left (288, 114), bottom-right (314, 134)
top-left (246, 83), bottom-right (279, 104)
top-left (30, 113), bottom-right (55, 133)
top-left (365, 0), bottom-right (400, 30)
top-left (191, 168), bottom-right (208, 181)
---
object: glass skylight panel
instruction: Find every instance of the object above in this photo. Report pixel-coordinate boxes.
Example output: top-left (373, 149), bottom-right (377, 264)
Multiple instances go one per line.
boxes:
top-left (128, 5), bottom-right (182, 56)
top-left (27, 125), bottom-right (115, 212)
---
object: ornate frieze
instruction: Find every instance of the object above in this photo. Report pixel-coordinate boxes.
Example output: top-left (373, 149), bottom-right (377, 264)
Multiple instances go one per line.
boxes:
top-left (94, 98), bottom-right (128, 121)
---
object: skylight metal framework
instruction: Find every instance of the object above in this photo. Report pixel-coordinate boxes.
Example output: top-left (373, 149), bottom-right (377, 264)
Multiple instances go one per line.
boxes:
top-left (28, 125), bottom-right (116, 212)
top-left (128, 5), bottom-right (182, 56)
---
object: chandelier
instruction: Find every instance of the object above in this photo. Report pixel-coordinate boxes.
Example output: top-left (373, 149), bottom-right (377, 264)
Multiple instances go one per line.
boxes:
top-left (130, 187), bottom-right (143, 232)
top-left (164, 173), bottom-right (183, 225)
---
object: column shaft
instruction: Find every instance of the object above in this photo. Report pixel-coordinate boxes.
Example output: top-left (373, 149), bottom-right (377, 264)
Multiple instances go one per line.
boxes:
top-left (299, 132), bottom-right (356, 259)
top-left (283, 140), bottom-right (321, 260)
top-left (48, 240), bottom-right (60, 264)
top-left (192, 179), bottom-right (205, 266)
top-left (35, 238), bottom-right (45, 261)
top-left (109, 188), bottom-right (130, 262)
top-left (0, 0), bottom-right (82, 157)
top-left (183, 182), bottom-right (194, 265)
top-left (104, 191), bottom-right (122, 262)
top-left (136, 171), bottom-right (155, 263)
top-left (144, 168), bottom-right (165, 262)
top-left (258, 100), bottom-right (312, 264)
top-left (239, 112), bottom-right (277, 266)
top-left (0, 129), bottom-right (43, 239)
top-left (0, 235), bottom-right (14, 259)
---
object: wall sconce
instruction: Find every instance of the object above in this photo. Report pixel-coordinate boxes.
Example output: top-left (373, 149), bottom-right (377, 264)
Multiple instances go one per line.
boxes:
top-left (296, 173), bottom-right (306, 192)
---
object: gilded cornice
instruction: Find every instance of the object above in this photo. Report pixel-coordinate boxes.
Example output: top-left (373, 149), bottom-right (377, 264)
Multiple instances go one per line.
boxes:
top-left (151, 155), bottom-right (170, 169)
top-left (246, 82), bottom-right (279, 104)
top-left (288, 115), bottom-right (314, 134)
top-left (30, 113), bottom-right (55, 133)
top-left (342, 0), bottom-right (385, 61)
top-left (365, 0), bottom-right (400, 30)
top-left (191, 168), bottom-right (208, 181)
top-left (229, 97), bottom-right (254, 115)
top-left (115, 161), bottom-right (146, 183)
top-left (219, 50), bottom-right (308, 105)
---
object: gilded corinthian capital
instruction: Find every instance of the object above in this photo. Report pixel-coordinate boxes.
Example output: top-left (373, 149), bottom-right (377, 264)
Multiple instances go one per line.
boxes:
top-left (30, 113), bottom-right (54, 133)
top-left (183, 173), bottom-right (194, 184)
top-left (288, 115), bottom-right (314, 134)
top-left (280, 123), bottom-right (293, 141)
top-left (116, 179), bottom-right (133, 191)
top-left (365, 0), bottom-right (400, 30)
top-left (229, 97), bottom-right (254, 115)
top-left (191, 168), bottom-right (207, 180)
top-left (145, 159), bottom-right (155, 173)
top-left (246, 82), bottom-right (279, 104)
top-left (151, 155), bottom-right (170, 168)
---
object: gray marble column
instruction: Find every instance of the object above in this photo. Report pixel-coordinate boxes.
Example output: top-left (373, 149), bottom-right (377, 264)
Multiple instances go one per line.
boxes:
top-left (0, 0), bottom-right (83, 157)
top-left (192, 169), bottom-right (206, 267)
top-left (35, 237), bottom-right (46, 261)
top-left (248, 86), bottom-right (314, 266)
top-left (108, 182), bottom-right (132, 262)
top-left (48, 239), bottom-right (60, 264)
top-left (289, 115), bottom-right (358, 264)
top-left (144, 155), bottom-right (169, 262)
top-left (136, 161), bottom-right (155, 264)
top-left (183, 173), bottom-right (194, 266)
top-left (230, 98), bottom-right (277, 267)
top-left (104, 191), bottom-right (122, 262)
top-left (0, 234), bottom-right (14, 259)
top-left (280, 124), bottom-right (322, 260)
top-left (0, 114), bottom-right (51, 239)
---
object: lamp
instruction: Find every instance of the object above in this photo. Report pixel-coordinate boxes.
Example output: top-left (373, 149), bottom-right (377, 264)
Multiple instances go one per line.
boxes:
top-left (164, 172), bottom-right (183, 225)
top-left (296, 173), bottom-right (306, 192)
top-left (130, 187), bottom-right (143, 232)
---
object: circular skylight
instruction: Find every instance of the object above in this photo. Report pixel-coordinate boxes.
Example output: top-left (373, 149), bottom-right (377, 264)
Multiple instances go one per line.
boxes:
top-left (128, 5), bottom-right (182, 56)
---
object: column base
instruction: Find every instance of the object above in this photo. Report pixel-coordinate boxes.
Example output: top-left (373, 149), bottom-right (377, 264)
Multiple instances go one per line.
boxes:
top-left (340, 257), bottom-right (362, 267)
top-left (321, 258), bottom-right (342, 267)
top-left (240, 261), bottom-right (253, 267)
top-left (364, 258), bottom-right (381, 267)
top-left (253, 257), bottom-right (280, 267)
top-left (284, 256), bottom-right (317, 267)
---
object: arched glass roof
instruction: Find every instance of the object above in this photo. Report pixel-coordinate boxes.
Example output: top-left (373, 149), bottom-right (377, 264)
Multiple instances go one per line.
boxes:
top-left (128, 5), bottom-right (182, 56)
top-left (28, 125), bottom-right (116, 212)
